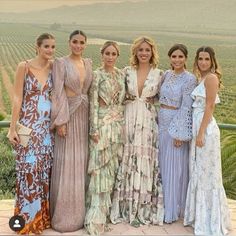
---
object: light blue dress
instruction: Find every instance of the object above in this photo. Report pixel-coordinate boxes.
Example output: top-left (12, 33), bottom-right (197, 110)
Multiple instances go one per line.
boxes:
top-left (158, 70), bottom-right (196, 223)
top-left (184, 79), bottom-right (231, 235)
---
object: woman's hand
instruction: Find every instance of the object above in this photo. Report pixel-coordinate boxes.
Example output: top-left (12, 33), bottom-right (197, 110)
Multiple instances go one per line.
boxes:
top-left (174, 139), bottom-right (183, 148)
top-left (196, 131), bottom-right (205, 147)
top-left (91, 134), bottom-right (99, 144)
top-left (57, 124), bottom-right (67, 137)
top-left (7, 129), bottom-right (20, 146)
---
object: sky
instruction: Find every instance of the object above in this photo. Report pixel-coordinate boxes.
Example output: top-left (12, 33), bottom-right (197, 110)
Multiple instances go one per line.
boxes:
top-left (0, 0), bottom-right (143, 12)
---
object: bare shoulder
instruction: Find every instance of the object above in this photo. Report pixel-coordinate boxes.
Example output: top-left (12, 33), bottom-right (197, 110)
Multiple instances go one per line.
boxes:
top-left (205, 73), bottom-right (219, 88)
top-left (17, 61), bottom-right (27, 69)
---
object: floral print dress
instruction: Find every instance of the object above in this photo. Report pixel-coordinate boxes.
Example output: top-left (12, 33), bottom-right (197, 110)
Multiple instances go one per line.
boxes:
top-left (184, 79), bottom-right (231, 235)
top-left (14, 62), bottom-right (53, 234)
top-left (84, 67), bottom-right (125, 235)
top-left (110, 66), bottom-right (164, 226)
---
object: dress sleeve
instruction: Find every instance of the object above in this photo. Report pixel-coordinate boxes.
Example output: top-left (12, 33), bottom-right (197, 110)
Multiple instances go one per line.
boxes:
top-left (50, 58), bottom-right (70, 129)
top-left (168, 75), bottom-right (197, 141)
top-left (89, 71), bottom-right (99, 136)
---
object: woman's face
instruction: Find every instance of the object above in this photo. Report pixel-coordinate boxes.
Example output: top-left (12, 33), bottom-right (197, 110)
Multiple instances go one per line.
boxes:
top-left (69, 34), bottom-right (86, 56)
top-left (102, 45), bottom-right (118, 68)
top-left (197, 51), bottom-right (212, 73)
top-left (169, 49), bottom-right (186, 71)
top-left (136, 41), bottom-right (152, 64)
top-left (37, 39), bottom-right (55, 60)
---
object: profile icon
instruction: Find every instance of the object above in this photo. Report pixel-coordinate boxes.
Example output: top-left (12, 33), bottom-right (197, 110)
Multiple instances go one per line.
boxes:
top-left (9, 215), bottom-right (25, 231)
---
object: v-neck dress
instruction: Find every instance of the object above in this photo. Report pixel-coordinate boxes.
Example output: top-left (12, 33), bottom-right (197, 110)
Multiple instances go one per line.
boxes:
top-left (13, 62), bottom-right (53, 234)
top-left (110, 66), bottom-right (164, 226)
top-left (50, 57), bottom-right (93, 232)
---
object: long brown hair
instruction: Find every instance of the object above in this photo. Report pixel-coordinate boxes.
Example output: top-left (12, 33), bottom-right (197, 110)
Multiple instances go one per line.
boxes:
top-left (193, 46), bottom-right (223, 88)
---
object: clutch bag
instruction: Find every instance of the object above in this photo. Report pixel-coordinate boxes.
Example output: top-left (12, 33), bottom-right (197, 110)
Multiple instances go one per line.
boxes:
top-left (16, 122), bottom-right (32, 147)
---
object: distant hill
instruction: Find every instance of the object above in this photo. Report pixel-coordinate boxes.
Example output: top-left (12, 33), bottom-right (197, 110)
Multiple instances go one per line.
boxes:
top-left (0, 0), bottom-right (236, 33)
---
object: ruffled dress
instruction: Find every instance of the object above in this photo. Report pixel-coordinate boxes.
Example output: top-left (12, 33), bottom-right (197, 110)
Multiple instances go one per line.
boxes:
top-left (184, 79), bottom-right (232, 235)
top-left (84, 67), bottom-right (125, 235)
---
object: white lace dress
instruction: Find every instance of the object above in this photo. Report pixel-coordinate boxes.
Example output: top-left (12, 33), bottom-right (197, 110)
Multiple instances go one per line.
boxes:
top-left (184, 79), bottom-right (232, 235)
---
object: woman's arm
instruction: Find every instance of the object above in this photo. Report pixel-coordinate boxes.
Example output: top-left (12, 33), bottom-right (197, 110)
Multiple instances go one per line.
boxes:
top-left (196, 74), bottom-right (219, 147)
top-left (7, 62), bottom-right (25, 145)
top-left (89, 72), bottom-right (100, 143)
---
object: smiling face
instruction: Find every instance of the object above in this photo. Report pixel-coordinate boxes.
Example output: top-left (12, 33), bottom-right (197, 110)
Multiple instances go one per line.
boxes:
top-left (197, 51), bottom-right (212, 73)
top-left (69, 34), bottom-right (86, 56)
top-left (37, 38), bottom-right (55, 60)
top-left (169, 49), bottom-right (186, 72)
top-left (102, 45), bottom-right (119, 69)
top-left (136, 41), bottom-right (152, 65)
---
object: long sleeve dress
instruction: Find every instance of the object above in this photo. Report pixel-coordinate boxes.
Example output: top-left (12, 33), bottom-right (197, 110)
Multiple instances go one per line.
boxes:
top-left (158, 69), bottom-right (197, 223)
top-left (110, 66), bottom-right (164, 226)
top-left (50, 57), bottom-right (93, 232)
top-left (84, 67), bottom-right (125, 235)
top-left (184, 79), bottom-right (231, 235)
top-left (14, 62), bottom-right (53, 234)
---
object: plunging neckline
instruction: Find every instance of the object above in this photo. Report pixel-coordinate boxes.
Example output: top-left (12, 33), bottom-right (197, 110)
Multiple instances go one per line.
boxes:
top-left (66, 56), bottom-right (87, 92)
top-left (27, 68), bottom-right (51, 92)
top-left (135, 67), bottom-right (152, 98)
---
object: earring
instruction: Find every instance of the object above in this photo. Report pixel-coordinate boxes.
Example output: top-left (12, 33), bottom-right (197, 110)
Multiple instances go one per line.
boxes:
top-left (211, 66), bottom-right (215, 73)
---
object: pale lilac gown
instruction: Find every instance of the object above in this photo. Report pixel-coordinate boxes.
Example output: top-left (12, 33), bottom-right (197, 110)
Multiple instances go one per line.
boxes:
top-left (158, 69), bottom-right (196, 223)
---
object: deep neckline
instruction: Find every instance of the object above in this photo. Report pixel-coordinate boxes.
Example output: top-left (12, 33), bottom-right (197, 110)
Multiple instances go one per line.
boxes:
top-left (135, 67), bottom-right (153, 98)
top-left (26, 67), bottom-right (51, 92)
top-left (65, 56), bottom-right (87, 92)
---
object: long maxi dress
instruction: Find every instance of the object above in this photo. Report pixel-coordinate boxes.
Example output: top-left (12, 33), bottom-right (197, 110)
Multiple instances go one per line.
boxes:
top-left (110, 66), bottom-right (164, 226)
top-left (14, 61), bottom-right (53, 234)
top-left (158, 70), bottom-right (196, 223)
top-left (184, 79), bottom-right (231, 235)
top-left (50, 57), bottom-right (93, 232)
top-left (84, 67), bottom-right (125, 235)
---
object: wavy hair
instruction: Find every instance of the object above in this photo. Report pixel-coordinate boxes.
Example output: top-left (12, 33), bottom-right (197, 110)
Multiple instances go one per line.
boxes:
top-left (130, 36), bottom-right (159, 69)
top-left (193, 46), bottom-right (223, 88)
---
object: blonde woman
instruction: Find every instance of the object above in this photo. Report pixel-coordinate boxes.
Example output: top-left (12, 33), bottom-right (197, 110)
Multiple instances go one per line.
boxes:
top-left (184, 46), bottom-right (231, 235)
top-left (111, 36), bottom-right (164, 227)
top-left (84, 41), bottom-right (125, 235)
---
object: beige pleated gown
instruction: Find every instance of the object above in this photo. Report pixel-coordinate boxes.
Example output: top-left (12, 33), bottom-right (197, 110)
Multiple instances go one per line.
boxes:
top-left (50, 57), bottom-right (93, 232)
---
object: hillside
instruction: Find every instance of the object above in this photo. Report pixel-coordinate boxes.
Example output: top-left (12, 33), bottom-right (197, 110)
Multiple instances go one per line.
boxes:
top-left (0, 0), bottom-right (236, 34)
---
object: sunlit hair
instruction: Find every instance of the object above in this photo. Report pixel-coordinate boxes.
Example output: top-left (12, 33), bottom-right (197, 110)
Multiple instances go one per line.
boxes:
top-left (69, 30), bottom-right (87, 41)
top-left (168, 43), bottom-right (188, 69)
top-left (100, 41), bottom-right (120, 56)
top-left (193, 46), bottom-right (223, 88)
top-left (35, 33), bottom-right (55, 55)
top-left (130, 36), bottom-right (159, 69)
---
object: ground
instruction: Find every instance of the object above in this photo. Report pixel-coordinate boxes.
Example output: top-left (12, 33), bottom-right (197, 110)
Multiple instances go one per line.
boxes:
top-left (0, 199), bottom-right (235, 235)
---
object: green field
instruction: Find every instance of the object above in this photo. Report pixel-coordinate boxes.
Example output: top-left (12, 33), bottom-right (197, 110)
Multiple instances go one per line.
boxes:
top-left (0, 21), bottom-right (236, 199)
top-left (0, 22), bottom-right (235, 122)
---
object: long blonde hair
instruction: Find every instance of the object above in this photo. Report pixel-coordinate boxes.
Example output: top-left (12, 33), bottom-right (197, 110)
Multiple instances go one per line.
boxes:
top-left (193, 46), bottom-right (223, 88)
top-left (130, 36), bottom-right (159, 69)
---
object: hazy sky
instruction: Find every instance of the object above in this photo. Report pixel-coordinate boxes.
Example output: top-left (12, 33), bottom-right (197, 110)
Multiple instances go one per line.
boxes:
top-left (0, 0), bottom-right (143, 12)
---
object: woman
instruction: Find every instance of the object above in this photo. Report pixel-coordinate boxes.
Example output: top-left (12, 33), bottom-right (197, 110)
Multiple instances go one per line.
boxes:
top-left (158, 44), bottom-right (197, 223)
top-left (84, 41), bottom-right (125, 235)
top-left (50, 30), bottom-right (93, 232)
top-left (184, 46), bottom-right (231, 235)
top-left (110, 36), bottom-right (164, 227)
top-left (7, 33), bottom-right (55, 234)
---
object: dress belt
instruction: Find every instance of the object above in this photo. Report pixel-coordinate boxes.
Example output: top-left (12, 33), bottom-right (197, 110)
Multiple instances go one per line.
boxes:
top-left (160, 104), bottom-right (178, 110)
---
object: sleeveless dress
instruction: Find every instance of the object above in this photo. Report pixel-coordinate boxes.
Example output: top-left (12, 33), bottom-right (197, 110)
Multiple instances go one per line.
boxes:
top-left (184, 79), bottom-right (232, 235)
top-left (50, 57), bottom-right (93, 232)
top-left (14, 62), bottom-right (53, 234)
top-left (110, 66), bottom-right (164, 226)
top-left (84, 67), bottom-right (125, 235)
